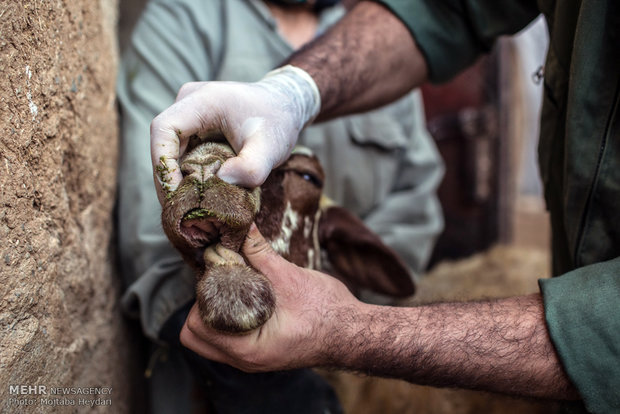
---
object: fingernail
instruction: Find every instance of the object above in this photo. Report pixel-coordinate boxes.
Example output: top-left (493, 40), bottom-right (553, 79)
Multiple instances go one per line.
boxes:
top-left (216, 172), bottom-right (235, 184)
top-left (216, 163), bottom-right (235, 184)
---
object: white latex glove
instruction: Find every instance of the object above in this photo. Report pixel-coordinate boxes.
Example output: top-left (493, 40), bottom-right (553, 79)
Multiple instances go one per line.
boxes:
top-left (150, 65), bottom-right (321, 204)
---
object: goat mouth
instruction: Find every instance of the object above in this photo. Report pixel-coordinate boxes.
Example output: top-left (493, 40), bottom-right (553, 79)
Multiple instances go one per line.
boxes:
top-left (180, 209), bottom-right (222, 248)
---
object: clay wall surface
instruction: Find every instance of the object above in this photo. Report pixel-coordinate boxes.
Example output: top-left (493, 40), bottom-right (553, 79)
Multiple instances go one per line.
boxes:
top-left (0, 1), bottom-right (134, 411)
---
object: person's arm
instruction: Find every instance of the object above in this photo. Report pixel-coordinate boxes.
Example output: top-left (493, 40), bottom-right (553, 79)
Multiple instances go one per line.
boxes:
top-left (180, 225), bottom-right (579, 401)
top-left (288, 1), bottom-right (428, 120)
top-left (331, 294), bottom-right (576, 400)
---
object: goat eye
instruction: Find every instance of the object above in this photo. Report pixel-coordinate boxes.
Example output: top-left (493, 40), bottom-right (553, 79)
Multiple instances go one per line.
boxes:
top-left (296, 171), bottom-right (322, 187)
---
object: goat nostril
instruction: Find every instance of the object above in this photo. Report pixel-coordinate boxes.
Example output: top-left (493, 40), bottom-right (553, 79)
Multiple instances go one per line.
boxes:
top-left (204, 159), bottom-right (222, 175)
top-left (181, 159), bottom-right (222, 180)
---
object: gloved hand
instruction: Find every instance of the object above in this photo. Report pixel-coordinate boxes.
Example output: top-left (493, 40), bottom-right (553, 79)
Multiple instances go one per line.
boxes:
top-left (150, 65), bottom-right (321, 205)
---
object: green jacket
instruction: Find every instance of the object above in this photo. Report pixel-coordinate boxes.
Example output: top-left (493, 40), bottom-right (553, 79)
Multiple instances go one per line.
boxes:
top-left (117, 0), bottom-right (443, 342)
top-left (378, 0), bottom-right (619, 412)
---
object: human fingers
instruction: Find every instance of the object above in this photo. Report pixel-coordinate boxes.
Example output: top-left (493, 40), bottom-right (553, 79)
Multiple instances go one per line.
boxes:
top-left (179, 307), bottom-right (231, 362)
top-left (180, 303), bottom-right (281, 372)
top-left (175, 81), bottom-right (203, 102)
top-left (216, 66), bottom-right (320, 187)
top-left (150, 89), bottom-right (221, 198)
top-left (241, 224), bottom-right (303, 287)
top-left (216, 112), bottom-right (294, 188)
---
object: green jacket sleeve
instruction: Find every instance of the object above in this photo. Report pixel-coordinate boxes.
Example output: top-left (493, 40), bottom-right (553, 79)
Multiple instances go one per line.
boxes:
top-left (374, 0), bottom-right (539, 82)
top-left (539, 259), bottom-right (620, 413)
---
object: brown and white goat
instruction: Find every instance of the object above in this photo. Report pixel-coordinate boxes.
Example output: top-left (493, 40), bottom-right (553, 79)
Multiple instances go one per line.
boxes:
top-left (161, 141), bottom-right (415, 334)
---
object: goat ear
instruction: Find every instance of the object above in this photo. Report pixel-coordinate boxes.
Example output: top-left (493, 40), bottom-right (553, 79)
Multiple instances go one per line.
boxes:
top-left (318, 206), bottom-right (415, 297)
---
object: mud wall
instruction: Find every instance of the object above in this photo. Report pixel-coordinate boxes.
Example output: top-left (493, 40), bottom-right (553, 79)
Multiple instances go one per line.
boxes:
top-left (0, 0), bottom-right (132, 411)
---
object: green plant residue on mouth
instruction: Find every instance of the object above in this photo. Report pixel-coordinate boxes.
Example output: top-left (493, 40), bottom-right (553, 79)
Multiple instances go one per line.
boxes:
top-left (182, 207), bottom-right (245, 229)
top-left (183, 208), bottom-right (213, 220)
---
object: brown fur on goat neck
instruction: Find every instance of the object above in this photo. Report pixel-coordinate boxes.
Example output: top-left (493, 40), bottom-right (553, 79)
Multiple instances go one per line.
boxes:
top-left (162, 142), bottom-right (415, 334)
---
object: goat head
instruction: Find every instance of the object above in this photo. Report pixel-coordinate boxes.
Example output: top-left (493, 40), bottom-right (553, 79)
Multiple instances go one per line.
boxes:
top-left (162, 141), bottom-right (414, 334)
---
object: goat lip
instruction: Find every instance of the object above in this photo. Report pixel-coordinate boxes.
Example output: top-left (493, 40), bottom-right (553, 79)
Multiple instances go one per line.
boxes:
top-left (179, 214), bottom-right (222, 248)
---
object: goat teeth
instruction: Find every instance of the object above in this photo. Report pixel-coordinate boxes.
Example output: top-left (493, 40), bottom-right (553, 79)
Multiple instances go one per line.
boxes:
top-left (204, 244), bottom-right (245, 266)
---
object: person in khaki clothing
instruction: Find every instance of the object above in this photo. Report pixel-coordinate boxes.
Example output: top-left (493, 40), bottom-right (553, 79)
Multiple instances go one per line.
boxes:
top-left (117, 0), bottom-right (443, 411)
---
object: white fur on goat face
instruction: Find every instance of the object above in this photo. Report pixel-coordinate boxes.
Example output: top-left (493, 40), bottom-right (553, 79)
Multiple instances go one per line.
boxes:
top-left (268, 202), bottom-right (323, 271)
top-left (270, 201), bottom-right (323, 270)
top-left (257, 149), bottom-right (326, 270)
top-left (270, 201), bottom-right (300, 256)
top-left (305, 211), bottom-right (322, 271)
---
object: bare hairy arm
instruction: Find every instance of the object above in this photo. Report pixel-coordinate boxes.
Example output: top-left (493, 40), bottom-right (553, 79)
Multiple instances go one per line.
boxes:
top-left (181, 226), bottom-right (579, 401)
top-left (332, 294), bottom-right (579, 400)
top-left (287, 1), bottom-right (428, 120)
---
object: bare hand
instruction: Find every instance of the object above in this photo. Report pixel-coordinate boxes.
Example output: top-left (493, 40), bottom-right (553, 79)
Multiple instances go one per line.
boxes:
top-left (179, 224), bottom-right (359, 372)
